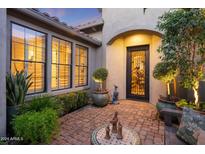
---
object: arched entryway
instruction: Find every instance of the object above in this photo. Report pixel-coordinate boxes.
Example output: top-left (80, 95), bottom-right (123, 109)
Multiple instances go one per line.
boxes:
top-left (105, 29), bottom-right (166, 104)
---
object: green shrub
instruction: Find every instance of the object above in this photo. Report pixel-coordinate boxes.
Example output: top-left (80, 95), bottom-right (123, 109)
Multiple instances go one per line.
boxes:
top-left (199, 102), bottom-right (205, 110)
top-left (12, 109), bottom-right (59, 144)
top-left (57, 93), bottom-right (77, 113)
top-left (176, 99), bottom-right (196, 109)
top-left (57, 91), bottom-right (89, 114)
top-left (153, 62), bottom-right (177, 84)
top-left (76, 91), bottom-right (89, 107)
top-left (19, 96), bottom-right (63, 116)
top-left (0, 141), bottom-right (7, 145)
top-left (153, 61), bottom-right (177, 96)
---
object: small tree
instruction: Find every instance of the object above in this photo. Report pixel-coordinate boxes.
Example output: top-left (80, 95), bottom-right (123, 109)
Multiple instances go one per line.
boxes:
top-left (153, 61), bottom-right (177, 97)
top-left (92, 68), bottom-right (108, 91)
top-left (157, 9), bottom-right (205, 108)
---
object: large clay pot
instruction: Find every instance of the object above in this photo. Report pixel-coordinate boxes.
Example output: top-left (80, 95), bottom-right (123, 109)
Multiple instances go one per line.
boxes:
top-left (92, 91), bottom-right (109, 107)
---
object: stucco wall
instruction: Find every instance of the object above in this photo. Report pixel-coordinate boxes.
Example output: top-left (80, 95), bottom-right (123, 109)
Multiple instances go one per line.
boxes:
top-left (106, 32), bottom-right (166, 104)
top-left (101, 8), bottom-right (169, 104)
top-left (101, 8), bottom-right (169, 66)
top-left (0, 8), bottom-right (7, 137)
top-left (102, 8), bottom-right (169, 43)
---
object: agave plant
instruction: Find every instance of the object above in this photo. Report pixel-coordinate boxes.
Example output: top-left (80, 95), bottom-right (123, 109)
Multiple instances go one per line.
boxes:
top-left (6, 70), bottom-right (33, 106)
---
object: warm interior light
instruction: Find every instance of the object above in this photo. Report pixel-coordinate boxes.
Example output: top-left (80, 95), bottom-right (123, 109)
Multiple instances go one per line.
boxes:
top-left (28, 50), bottom-right (34, 60)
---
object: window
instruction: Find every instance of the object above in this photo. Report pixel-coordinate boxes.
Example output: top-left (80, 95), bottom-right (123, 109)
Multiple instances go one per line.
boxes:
top-left (11, 23), bottom-right (46, 94)
top-left (75, 45), bottom-right (88, 87)
top-left (51, 37), bottom-right (72, 90)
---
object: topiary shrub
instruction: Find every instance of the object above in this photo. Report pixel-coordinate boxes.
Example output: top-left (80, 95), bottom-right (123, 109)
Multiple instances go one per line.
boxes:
top-left (12, 109), bottom-right (59, 144)
top-left (153, 61), bottom-right (177, 97)
top-left (19, 95), bottom-right (63, 117)
top-left (92, 68), bottom-right (108, 91)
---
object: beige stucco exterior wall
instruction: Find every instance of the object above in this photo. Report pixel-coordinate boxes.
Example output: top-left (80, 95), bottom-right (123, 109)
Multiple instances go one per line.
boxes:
top-left (102, 8), bottom-right (169, 43)
top-left (101, 8), bottom-right (169, 104)
top-left (106, 32), bottom-right (166, 104)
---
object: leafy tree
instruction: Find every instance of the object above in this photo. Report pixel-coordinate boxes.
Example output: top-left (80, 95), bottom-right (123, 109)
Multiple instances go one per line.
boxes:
top-left (157, 8), bottom-right (205, 108)
top-left (153, 61), bottom-right (177, 97)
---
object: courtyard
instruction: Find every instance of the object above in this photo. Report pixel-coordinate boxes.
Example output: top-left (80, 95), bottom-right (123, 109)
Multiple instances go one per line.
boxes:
top-left (1, 8), bottom-right (205, 145)
top-left (52, 100), bottom-right (164, 145)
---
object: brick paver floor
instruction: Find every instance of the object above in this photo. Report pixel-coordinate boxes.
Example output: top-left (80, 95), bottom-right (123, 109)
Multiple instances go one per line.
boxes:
top-left (52, 100), bottom-right (165, 145)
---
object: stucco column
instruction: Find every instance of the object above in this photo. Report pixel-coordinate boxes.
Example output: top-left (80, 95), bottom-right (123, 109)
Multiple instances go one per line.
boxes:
top-left (46, 34), bottom-right (52, 93)
top-left (0, 8), bottom-right (7, 137)
top-left (72, 43), bottom-right (76, 88)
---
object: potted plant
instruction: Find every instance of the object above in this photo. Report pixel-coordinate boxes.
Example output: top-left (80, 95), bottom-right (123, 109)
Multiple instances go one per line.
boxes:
top-left (92, 67), bottom-right (109, 107)
top-left (153, 61), bottom-right (178, 103)
top-left (157, 8), bottom-right (205, 111)
top-left (6, 70), bottom-right (32, 132)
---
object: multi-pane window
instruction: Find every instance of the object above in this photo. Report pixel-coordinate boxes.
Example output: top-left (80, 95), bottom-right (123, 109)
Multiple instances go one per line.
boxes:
top-left (51, 37), bottom-right (72, 90)
top-left (75, 45), bottom-right (88, 87)
top-left (11, 23), bottom-right (46, 94)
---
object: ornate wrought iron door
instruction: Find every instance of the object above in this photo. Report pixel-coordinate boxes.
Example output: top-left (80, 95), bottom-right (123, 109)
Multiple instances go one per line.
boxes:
top-left (126, 45), bottom-right (149, 101)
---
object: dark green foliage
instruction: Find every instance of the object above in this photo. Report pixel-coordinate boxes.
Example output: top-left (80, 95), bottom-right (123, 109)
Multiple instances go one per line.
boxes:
top-left (19, 95), bottom-right (63, 116)
top-left (157, 9), bottom-right (205, 105)
top-left (92, 68), bottom-right (108, 83)
top-left (12, 109), bottom-right (59, 144)
top-left (176, 99), bottom-right (196, 109)
top-left (76, 91), bottom-right (89, 108)
top-left (200, 102), bottom-right (205, 110)
top-left (153, 61), bottom-right (177, 83)
top-left (6, 70), bottom-right (33, 106)
top-left (0, 141), bottom-right (7, 145)
top-left (57, 91), bottom-right (89, 114)
top-left (58, 93), bottom-right (77, 113)
top-left (153, 61), bottom-right (177, 96)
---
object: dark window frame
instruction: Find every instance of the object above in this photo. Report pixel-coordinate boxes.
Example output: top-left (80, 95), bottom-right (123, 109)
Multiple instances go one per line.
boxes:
top-left (75, 44), bottom-right (89, 87)
top-left (51, 36), bottom-right (73, 91)
top-left (10, 22), bottom-right (47, 95)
